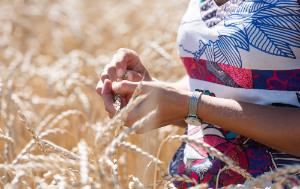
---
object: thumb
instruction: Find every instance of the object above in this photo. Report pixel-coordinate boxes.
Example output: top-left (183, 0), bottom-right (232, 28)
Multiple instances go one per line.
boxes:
top-left (112, 81), bottom-right (138, 96)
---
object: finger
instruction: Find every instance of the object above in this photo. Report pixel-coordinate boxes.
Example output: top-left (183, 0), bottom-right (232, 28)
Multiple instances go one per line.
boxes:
top-left (112, 81), bottom-right (138, 96)
top-left (102, 79), bottom-right (116, 116)
top-left (125, 70), bottom-right (143, 82)
top-left (96, 80), bottom-right (103, 95)
top-left (100, 72), bottom-right (109, 83)
top-left (101, 63), bottom-right (118, 81)
top-left (112, 49), bottom-right (128, 78)
top-left (106, 66), bottom-right (117, 81)
top-left (114, 48), bottom-right (139, 77)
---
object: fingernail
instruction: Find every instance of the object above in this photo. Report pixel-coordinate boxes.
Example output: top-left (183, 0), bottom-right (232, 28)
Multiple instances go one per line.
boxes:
top-left (117, 69), bottom-right (124, 78)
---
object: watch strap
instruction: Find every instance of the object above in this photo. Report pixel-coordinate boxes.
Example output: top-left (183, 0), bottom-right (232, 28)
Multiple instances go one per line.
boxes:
top-left (188, 91), bottom-right (202, 116)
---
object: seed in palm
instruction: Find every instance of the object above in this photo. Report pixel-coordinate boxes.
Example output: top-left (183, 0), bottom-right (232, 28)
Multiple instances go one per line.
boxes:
top-left (114, 94), bottom-right (122, 112)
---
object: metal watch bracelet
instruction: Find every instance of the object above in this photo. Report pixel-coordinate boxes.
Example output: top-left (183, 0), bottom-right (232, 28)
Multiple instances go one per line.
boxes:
top-left (188, 90), bottom-right (202, 116)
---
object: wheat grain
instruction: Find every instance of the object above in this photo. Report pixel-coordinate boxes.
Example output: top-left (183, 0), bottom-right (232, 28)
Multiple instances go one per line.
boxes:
top-left (0, 134), bottom-right (13, 143)
top-left (128, 175), bottom-right (145, 189)
top-left (38, 139), bottom-right (80, 160)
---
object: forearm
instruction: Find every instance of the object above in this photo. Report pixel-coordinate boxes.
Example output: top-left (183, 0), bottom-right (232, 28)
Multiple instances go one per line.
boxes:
top-left (169, 76), bottom-right (189, 128)
top-left (197, 95), bottom-right (300, 157)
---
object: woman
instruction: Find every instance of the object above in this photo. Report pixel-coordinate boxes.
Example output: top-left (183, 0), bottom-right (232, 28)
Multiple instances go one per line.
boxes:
top-left (96, 0), bottom-right (300, 188)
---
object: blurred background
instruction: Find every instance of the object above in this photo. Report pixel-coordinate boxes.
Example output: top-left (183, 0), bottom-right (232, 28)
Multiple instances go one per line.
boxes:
top-left (0, 0), bottom-right (190, 188)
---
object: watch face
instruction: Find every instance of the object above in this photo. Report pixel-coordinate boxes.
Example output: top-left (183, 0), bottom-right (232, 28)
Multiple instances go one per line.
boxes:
top-left (185, 116), bottom-right (202, 126)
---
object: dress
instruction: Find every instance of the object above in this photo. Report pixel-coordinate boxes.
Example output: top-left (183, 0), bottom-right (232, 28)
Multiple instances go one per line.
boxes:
top-left (169, 0), bottom-right (300, 188)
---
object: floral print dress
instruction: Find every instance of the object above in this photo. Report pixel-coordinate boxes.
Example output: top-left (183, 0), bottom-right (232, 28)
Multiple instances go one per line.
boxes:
top-left (169, 0), bottom-right (300, 188)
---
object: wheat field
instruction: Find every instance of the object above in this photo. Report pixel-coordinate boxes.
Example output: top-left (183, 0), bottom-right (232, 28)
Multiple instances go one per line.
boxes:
top-left (0, 0), bottom-right (299, 188)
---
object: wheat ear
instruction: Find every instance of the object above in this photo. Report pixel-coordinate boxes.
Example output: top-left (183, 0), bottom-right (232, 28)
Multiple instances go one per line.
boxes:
top-left (0, 134), bottom-right (13, 143)
top-left (78, 140), bottom-right (89, 187)
top-left (248, 165), bottom-right (300, 188)
top-left (128, 175), bottom-right (145, 189)
top-left (119, 141), bottom-right (162, 166)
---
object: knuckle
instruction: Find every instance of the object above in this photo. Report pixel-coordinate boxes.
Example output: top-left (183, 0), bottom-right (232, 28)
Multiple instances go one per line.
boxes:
top-left (115, 60), bottom-right (123, 67)
top-left (100, 74), bottom-right (108, 81)
top-left (107, 66), bottom-right (116, 73)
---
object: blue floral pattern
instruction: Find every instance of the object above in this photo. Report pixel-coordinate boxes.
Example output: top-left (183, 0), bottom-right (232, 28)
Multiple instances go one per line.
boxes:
top-left (183, 0), bottom-right (300, 68)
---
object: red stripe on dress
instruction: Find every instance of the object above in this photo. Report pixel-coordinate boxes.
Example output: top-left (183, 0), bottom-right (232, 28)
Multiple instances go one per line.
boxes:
top-left (182, 57), bottom-right (300, 91)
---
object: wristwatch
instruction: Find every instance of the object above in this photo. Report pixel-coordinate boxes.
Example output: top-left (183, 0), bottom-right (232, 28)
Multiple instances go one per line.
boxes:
top-left (184, 90), bottom-right (203, 126)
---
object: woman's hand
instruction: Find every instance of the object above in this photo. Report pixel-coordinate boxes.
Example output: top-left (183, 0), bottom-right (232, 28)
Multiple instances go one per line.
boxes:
top-left (96, 48), bottom-right (153, 117)
top-left (110, 80), bottom-right (190, 133)
top-left (97, 48), bottom-right (152, 85)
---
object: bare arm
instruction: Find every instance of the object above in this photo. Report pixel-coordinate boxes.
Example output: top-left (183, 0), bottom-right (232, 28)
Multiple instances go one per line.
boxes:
top-left (197, 95), bottom-right (300, 157)
top-left (170, 76), bottom-right (189, 128)
top-left (97, 48), bottom-right (300, 157)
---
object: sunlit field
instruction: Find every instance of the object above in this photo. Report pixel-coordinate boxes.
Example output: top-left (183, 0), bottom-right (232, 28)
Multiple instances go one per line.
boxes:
top-left (0, 0), bottom-right (299, 188)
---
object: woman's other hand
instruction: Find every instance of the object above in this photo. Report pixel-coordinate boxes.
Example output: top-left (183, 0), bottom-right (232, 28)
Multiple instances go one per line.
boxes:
top-left (96, 48), bottom-right (152, 117)
top-left (97, 48), bottom-right (152, 88)
top-left (110, 80), bottom-right (190, 133)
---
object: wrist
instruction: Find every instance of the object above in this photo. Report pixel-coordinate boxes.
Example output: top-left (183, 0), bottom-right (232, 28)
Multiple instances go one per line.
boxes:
top-left (184, 90), bottom-right (204, 126)
top-left (172, 89), bottom-right (191, 123)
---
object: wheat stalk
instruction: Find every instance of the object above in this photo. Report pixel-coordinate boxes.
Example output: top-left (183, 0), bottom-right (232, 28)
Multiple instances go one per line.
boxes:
top-left (18, 154), bottom-right (96, 172)
top-left (247, 165), bottom-right (300, 188)
top-left (36, 109), bottom-right (85, 134)
top-left (164, 174), bottom-right (197, 185)
top-left (12, 128), bottom-right (66, 165)
top-left (0, 78), bottom-right (3, 113)
top-left (119, 141), bottom-right (162, 166)
top-left (78, 140), bottom-right (89, 187)
top-left (95, 94), bottom-right (147, 148)
top-left (38, 139), bottom-right (80, 160)
top-left (153, 129), bottom-right (179, 189)
top-left (0, 133), bottom-right (13, 143)
top-left (105, 108), bottom-right (156, 158)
